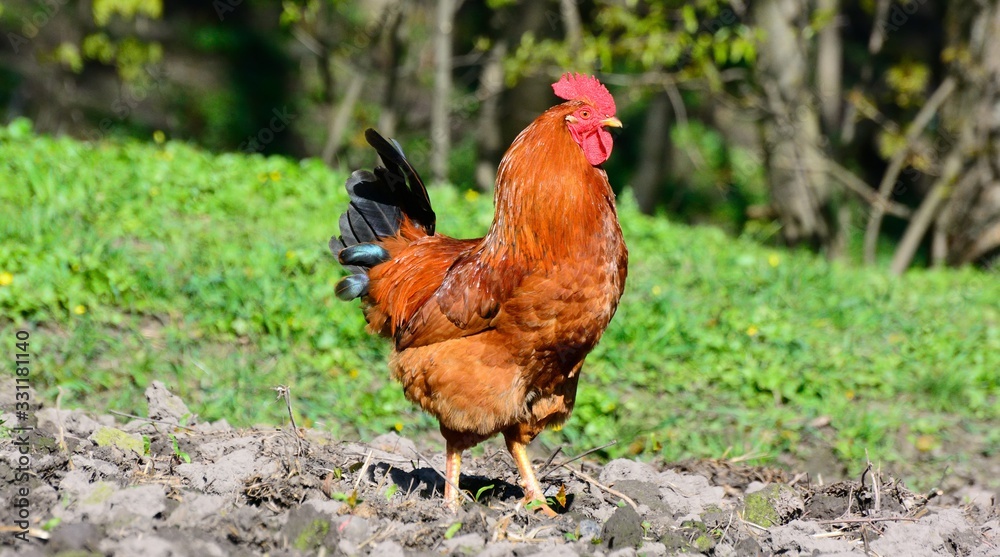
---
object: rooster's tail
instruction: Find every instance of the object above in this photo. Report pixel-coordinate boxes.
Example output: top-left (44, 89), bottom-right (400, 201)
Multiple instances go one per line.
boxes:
top-left (330, 129), bottom-right (436, 301)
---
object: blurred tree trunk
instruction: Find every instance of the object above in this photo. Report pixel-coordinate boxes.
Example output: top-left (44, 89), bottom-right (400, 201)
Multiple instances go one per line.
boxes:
top-left (475, 38), bottom-right (506, 191)
top-left (500, 2), bottom-right (563, 146)
top-left (431, 0), bottom-right (459, 183)
top-left (753, 0), bottom-right (842, 256)
top-left (475, 1), bottom-right (559, 189)
top-left (932, 1), bottom-right (1000, 268)
top-left (815, 0), bottom-right (843, 136)
top-left (560, 0), bottom-right (583, 51)
top-left (322, 74), bottom-right (364, 165)
top-left (890, 1), bottom-right (1000, 272)
top-left (377, 2), bottom-right (406, 138)
top-left (632, 93), bottom-right (672, 213)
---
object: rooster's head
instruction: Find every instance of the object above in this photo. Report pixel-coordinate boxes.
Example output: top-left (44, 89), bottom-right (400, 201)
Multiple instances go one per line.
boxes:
top-left (552, 73), bottom-right (621, 166)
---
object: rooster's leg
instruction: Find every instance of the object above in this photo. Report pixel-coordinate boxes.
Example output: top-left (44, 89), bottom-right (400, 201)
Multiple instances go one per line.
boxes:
top-left (505, 436), bottom-right (557, 517)
top-left (443, 443), bottom-right (462, 510)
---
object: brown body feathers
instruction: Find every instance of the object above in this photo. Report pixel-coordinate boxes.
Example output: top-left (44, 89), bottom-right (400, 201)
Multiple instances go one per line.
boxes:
top-left (332, 74), bottom-right (627, 511)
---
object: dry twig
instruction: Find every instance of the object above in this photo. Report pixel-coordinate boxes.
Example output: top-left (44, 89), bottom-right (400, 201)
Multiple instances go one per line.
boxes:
top-left (539, 439), bottom-right (617, 480)
top-left (818, 516), bottom-right (918, 525)
top-left (54, 387), bottom-right (68, 453)
top-left (108, 410), bottom-right (198, 432)
top-left (273, 385), bottom-right (304, 455)
top-left (354, 451), bottom-right (373, 493)
top-left (557, 464), bottom-right (639, 513)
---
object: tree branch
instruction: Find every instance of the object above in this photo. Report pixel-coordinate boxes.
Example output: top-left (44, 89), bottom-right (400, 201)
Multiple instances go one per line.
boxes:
top-left (863, 76), bottom-right (957, 264)
top-left (560, 0), bottom-right (582, 52)
top-left (431, 0), bottom-right (459, 182)
top-left (889, 150), bottom-right (968, 275)
top-left (322, 73), bottom-right (365, 166)
top-left (822, 158), bottom-right (912, 218)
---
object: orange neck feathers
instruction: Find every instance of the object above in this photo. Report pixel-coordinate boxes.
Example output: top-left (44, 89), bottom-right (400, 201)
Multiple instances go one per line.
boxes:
top-left (484, 104), bottom-right (618, 266)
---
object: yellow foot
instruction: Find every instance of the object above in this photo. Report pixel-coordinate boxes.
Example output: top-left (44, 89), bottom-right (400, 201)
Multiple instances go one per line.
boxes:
top-left (445, 496), bottom-right (463, 513)
top-left (443, 443), bottom-right (463, 512)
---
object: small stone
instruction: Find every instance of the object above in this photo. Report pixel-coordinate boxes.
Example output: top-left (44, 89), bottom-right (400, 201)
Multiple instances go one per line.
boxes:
top-left (600, 459), bottom-right (659, 484)
top-left (166, 493), bottom-right (227, 527)
top-left (146, 380), bottom-right (194, 426)
top-left (745, 481), bottom-right (767, 494)
top-left (113, 535), bottom-right (177, 557)
top-left (635, 541), bottom-right (667, 557)
top-left (524, 544), bottom-right (580, 557)
top-left (369, 432), bottom-right (417, 456)
top-left (713, 542), bottom-right (737, 557)
top-left (442, 532), bottom-right (486, 554)
top-left (194, 418), bottom-right (231, 433)
top-left (370, 540), bottom-right (406, 557)
top-left (107, 484), bottom-right (167, 525)
top-left (69, 455), bottom-right (119, 479)
top-left (613, 480), bottom-right (672, 515)
top-left (476, 542), bottom-right (520, 557)
top-left (285, 505), bottom-right (337, 552)
top-left (176, 446), bottom-right (274, 495)
top-left (741, 484), bottom-right (803, 528)
top-left (333, 515), bottom-right (370, 544)
top-left (577, 518), bottom-right (602, 542)
top-left (89, 427), bottom-right (144, 455)
top-left (338, 539), bottom-right (359, 556)
top-left (734, 536), bottom-right (763, 556)
top-left (36, 408), bottom-right (102, 438)
top-left (658, 470), bottom-right (726, 521)
top-left (46, 522), bottom-right (103, 553)
top-left (602, 505), bottom-right (644, 550)
top-left (660, 530), bottom-right (692, 553)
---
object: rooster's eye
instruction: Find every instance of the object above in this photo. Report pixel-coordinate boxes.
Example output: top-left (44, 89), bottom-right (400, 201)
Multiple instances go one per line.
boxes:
top-left (579, 110), bottom-right (591, 119)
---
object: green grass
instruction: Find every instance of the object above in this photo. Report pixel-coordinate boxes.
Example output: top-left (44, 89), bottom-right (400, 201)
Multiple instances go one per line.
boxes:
top-left (2, 118), bottom-right (998, 487)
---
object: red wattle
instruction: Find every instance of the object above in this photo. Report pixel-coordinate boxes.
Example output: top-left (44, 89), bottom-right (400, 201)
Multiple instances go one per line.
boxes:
top-left (582, 128), bottom-right (613, 166)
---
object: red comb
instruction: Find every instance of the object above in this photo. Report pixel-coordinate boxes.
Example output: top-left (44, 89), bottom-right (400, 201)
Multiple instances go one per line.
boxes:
top-left (552, 73), bottom-right (616, 116)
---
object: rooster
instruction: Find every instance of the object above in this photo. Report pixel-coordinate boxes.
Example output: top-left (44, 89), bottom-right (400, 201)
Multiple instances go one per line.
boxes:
top-left (330, 73), bottom-right (627, 514)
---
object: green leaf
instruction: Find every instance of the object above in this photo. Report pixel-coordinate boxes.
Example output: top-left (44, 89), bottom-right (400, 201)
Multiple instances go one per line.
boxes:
top-left (682, 5), bottom-right (699, 34)
top-left (444, 522), bottom-right (462, 540)
top-left (474, 484), bottom-right (495, 502)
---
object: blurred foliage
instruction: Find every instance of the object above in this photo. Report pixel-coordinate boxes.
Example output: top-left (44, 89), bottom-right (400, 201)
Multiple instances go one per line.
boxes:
top-left (505, 0), bottom-right (757, 89)
top-left (885, 60), bottom-right (931, 109)
top-left (80, 34), bottom-right (163, 81)
top-left (2, 122), bottom-right (996, 485)
top-left (92, 0), bottom-right (162, 26)
top-left (5, 0), bottom-right (994, 259)
top-left (68, 0), bottom-right (166, 81)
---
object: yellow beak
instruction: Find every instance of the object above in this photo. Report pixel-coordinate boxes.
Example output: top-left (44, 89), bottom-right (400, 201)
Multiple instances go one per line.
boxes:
top-left (601, 117), bottom-right (623, 128)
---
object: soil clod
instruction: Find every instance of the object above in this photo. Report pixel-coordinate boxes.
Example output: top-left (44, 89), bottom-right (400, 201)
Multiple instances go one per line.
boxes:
top-left (1, 380), bottom-right (996, 556)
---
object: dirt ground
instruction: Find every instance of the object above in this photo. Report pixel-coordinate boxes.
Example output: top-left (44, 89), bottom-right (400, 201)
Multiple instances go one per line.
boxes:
top-left (2, 380), bottom-right (997, 556)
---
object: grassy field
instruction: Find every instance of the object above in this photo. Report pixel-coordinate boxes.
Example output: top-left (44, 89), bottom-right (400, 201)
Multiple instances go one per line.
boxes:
top-left (2, 118), bottom-right (998, 487)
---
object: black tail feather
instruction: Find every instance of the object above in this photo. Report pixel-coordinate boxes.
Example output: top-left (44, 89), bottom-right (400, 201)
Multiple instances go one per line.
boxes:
top-left (330, 129), bottom-right (436, 298)
top-left (343, 169), bottom-right (402, 242)
top-left (335, 274), bottom-right (370, 301)
top-left (339, 244), bottom-right (390, 267)
top-left (364, 129), bottom-right (436, 235)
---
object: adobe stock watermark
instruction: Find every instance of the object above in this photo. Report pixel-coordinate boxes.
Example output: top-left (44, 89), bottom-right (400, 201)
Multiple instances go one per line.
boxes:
top-left (240, 107), bottom-right (295, 154)
top-left (878, 0), bottom-right (930, 34)
top-left (11, 329), bottom-right (34, 543)
top-left (213, 0), bottom-right (247, 21)
top-left (6, 0), bottom-right (70, 54)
